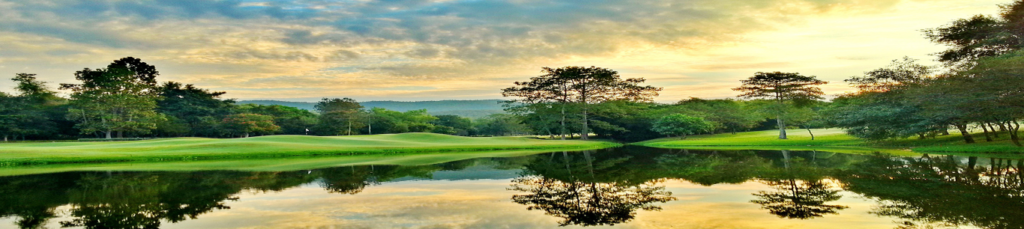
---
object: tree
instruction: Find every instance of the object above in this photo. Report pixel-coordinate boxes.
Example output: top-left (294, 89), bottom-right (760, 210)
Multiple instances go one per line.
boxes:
top-left (751, 180), bottom-right (849, 219)
top-left (733, 72), bottom-right (827, 139)
top-left (222, 113), bottom-right (279, 138)
top-left (157, 82), bottom-right (235, 137)
top-left (0, 74), bottom-right (64, 141)
top-left (61, 57), bottom-right (164, 139)
top-left (504, 66), bottom-right (661, 140)
top-left (314, 98), bottom-right (363, 135)
top-left (0, 92), bottom-right (20, 142)
top-left (957, 50), bottom-right (1024, 146)
top-left (475, 114), bottom-right (530, 136)
top-left (431, 115), bottom-right (473, 136)
top-left (503, 67), bottom-right (578, 140)
top-left (651, 114), bottom-right (713, 139)
top-left (925, 0), bottom-right (1024, 67)
top-left (237, 104), bottom-right (317, 135)
top-left (845, 57), bottom-right (931, 92)
top-left (675, 98), bottom-right (763, 134)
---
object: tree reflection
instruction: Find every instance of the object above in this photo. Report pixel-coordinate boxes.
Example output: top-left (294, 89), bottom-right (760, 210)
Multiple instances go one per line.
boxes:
top-left (751, 150), bottom-right (848, 219)
top-left (751, 179), bottom-right (848, 219)
top-left (510, 177), bottom-right (674, 226)
top-left (511, 150), bottom-right (676, 226)
top-left (840, 154), bottom-right (1024, 228)
top-left (0, 160), bottom-right (469, 229)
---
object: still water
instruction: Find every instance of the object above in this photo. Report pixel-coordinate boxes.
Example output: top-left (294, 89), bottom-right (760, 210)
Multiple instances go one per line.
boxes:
top-left (0, 146), bottom-right (1021, 229)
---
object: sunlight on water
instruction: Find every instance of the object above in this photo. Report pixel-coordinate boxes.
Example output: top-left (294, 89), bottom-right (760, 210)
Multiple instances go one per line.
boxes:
top-left (0, 147), bottom-right (1009, 229)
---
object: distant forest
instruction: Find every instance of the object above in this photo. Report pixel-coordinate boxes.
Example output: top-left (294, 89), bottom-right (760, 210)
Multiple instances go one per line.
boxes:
top-left (239, 100), bottom-right (506, 118)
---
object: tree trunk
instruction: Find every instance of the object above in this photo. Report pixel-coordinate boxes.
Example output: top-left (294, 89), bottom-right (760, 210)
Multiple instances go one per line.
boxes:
top-left (117, 131), bottom-right (123, 139)
top-left (988, 123), bottom-right (1000, 138)
top-left (1009, 120), bottom-right (1021, 147)
top-left (777, 116), bottom-right (787, 139)
top-left (105, 131), bottom-right (112, 139)
top-left (955, 124), bottom-right (975, 144)
top-left (581, 104), bottom-right (589, 140)
top-left (560, 102), bottom-right (566, 140)
top-left (980, 124), bottom-right (994, 142)
top-left (806, 127), bottom-right (814, 140)
top-left (244, 133), bottom-right (250, 138)
top-left (2, 135), bottom-right (6, 142)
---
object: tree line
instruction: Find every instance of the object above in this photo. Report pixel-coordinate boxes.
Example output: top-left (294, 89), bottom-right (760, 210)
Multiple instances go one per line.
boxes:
top-left (504, 0), bottom-right (1024, 145)
top-left (4, 1), bottom-right (1023, 144)
top-left (0, 58), bottom-right (529, 141)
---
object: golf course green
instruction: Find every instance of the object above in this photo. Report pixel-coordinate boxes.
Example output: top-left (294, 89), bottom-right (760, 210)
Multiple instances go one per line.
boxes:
top-left (635, 128), bottom-right (1024, 157)
top-left (0, 133), bottom-right (619, 166)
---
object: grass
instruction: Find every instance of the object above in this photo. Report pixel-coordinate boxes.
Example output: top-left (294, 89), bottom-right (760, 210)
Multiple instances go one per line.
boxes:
top-left (0, 133), bottom-right (620, 166)
top-left (634, 128), bottom-right (1024, 158)
top-left (0, 149), bottom-right (566, 177)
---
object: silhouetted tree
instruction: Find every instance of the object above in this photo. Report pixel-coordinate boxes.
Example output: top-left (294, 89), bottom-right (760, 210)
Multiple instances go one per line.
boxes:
top-left (733, 72), bottom-right (827, 139)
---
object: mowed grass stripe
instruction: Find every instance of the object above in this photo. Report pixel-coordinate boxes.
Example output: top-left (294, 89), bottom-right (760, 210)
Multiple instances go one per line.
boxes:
top-left (635, 128), bottom-right (1024, 157)
top-left (0, 149), bottom-right (566, 177)
top-left (0, 133), bottom-right (620, 165)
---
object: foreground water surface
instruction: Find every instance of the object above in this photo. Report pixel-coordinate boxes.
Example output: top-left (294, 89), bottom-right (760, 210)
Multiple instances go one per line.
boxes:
top-left (1, 146), bottom-right (1021, 229)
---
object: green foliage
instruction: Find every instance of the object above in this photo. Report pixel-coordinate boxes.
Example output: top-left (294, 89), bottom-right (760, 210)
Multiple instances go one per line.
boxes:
top-left (474, 114), bottom-right (531, 136)
top-left (314, 98), bottom-right (364, 135)
top-left (238, 104), bottom-right (316, 135)
top-left (61, 57), bottom-right (164, 139)
top-left (676, 98), bottom-right (763, 134)
top-left (431, 115), bottom-right (473, 135)
top-left (369, 108), bottom-right (438, 134)
top-left (222, 113), bottom-right (280, 137)
top-left (156, 82), bottom-right (235, 137)
top-left (651, 114), bottom-right (713, 138)
top-left (503, 66), bottom-right (661, 140)
top-left (733, 72), bottom-right (828, 103)
top-left (925, 0), bottom-right (1024, 67)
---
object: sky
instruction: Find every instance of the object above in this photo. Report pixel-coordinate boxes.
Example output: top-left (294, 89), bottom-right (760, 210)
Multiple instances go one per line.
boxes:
top-left (0, 0), bottom-right (1009, 102)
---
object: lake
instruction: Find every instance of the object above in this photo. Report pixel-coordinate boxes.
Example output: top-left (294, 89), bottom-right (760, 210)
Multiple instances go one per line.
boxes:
top-left (0, 146), bottom-right (1020, 229)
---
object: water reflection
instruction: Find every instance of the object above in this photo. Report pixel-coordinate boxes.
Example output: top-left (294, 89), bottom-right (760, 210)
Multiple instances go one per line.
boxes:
top-left (0, 147), bottom-right (1022, 228)
top-left (839, 154), bottom-right (1024, 228)
top-left (510, 151), bottom-right (675, 226)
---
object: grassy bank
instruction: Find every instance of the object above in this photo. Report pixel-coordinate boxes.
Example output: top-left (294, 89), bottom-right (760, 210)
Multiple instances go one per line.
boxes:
top-left (0, 149), bottom-right (565, 177)
top-left (0, 133), bottom-right (619, 166)
top-left (635, 129), bottom-right (1024, 157)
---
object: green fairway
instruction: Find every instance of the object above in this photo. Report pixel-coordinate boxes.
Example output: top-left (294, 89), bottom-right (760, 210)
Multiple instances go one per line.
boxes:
top-left (635, 128), bottom-right (1024, 157)
top-left (0, 133), bottom-right (619, 166)
top-left (0, 149), bottom-right (567, 176)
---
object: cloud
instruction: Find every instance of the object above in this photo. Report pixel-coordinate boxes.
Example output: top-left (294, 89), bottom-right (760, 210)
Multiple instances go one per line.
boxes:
top-left (0, 0), bottom-right (1003, 101)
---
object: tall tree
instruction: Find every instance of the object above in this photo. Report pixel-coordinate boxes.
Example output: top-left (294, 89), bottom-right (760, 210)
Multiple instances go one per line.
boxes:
top-left (925, 0), bottom-right (1024, 68)
top-left (61, 57), bottom-right (163, 139)
top-left (0, 73), bottom-right (62, 141)
top-left (238, 104), bottom-right (317, 135)
top-left (651, 114), bottom-right (713, 139)
top-left (222, 113), bottom-right (279, 138)
top-left (733, 72), bottom-right (827, 139)
top-left (502, 67), bottom-right (575, 140)
top-left (314, 98), bottom-right (364, 135)
top-left (157, 82), bottom-right (235, 136)
top-left (957, 50), bottom-right (1024, 146)
top-left (504, 66), bottom-right (660, 140)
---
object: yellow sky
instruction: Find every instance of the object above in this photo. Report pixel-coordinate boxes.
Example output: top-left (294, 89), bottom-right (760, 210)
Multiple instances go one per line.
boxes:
top-left (0, 0), bottom-right (1009, 102)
